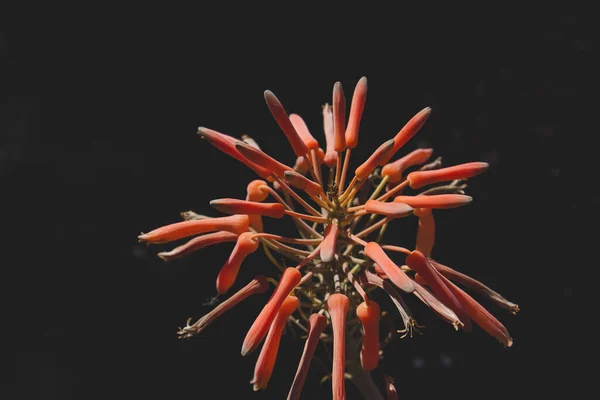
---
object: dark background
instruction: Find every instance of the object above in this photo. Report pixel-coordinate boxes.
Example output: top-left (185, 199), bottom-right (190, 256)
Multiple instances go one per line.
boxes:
top-left (2, 6), bottom-right (589, 399)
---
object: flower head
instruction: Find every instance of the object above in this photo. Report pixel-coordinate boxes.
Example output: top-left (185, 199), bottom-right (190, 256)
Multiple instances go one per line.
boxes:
top-left (140, 77), bottom-right (518, 398)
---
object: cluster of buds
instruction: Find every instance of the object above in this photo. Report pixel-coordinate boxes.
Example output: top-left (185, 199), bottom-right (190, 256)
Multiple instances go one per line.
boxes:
top-left (138, 77), bottom-right (518, 399)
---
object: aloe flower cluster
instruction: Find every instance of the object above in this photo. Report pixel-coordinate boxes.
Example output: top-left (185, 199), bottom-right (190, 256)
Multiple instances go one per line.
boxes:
top-left (138, 77), bottom-right (518, 399)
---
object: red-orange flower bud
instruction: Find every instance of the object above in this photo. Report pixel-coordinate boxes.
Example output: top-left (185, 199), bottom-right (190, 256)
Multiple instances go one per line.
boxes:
top-left (320, 223), bottom-right (339, 263)
top-left (284, 171), bottom-right (322, 197)
top-left (287, 313), bottom-right (328, 400)
top-left (235, 141), bottom-right (294, 178)
top-left (407, 161), bottom-right (489, 189)
top-left (264, 90), bottom-right (309, 157)
top-left (393, 194), bottom-right (472, 209)
top-left (251, 295), bottom-right (300, 391)
top-left (384, 107), bottom-right (432, 164)
top-left (246, 180), bottom-right (269, 232)
top-left (382, 148), bottom-right (434, 182)
top-left (198, 127), bottom-right (272, 180)
top-left (364, 200), bottom-right (414, 218)
top-left (355, 139), bottom-right (395, 180)
top-left (216, 232), bottom-right (260, 294)
top-left (289, 113), bottom-right (319, 150)
top-left (210, 198), bottom-right (285, 218)
top-left (405, 250), bottom-right (471, 331)
top-left (323, 103), bottom-right (337, 167)
top-left (158, 231), bottom-right (238, 261)
top-left (246, 180), bottom-right (269, 202)
top-left (327, 293), bottom-right (349, 400)
top-left (364, 242), bottom-right (415, 293)
top-left (138, 214), bottom-right (249, 244)
top-left (345, 77), bottom-right (367, 149)
top-left (333, 82), bottom-right (347, 152)
top-left (414, 208), bottom-right (435, 257)
top-left (242, 267), bottom-right (301, 356)
top-left (356, 300), bottom-right (381, 371)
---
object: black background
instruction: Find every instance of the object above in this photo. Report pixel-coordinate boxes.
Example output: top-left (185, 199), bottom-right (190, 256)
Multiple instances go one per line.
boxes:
top-left (2, 5), bottom-right (589, 399)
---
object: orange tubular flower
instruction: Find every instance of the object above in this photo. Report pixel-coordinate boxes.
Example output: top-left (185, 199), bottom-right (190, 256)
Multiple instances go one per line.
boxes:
top-left (251, 295), bottom-right (300, 391)
top-left (364, 242), bottom-right (415, 293)
top-left (385, 107), bottom-right (432, 164)
top-left (405, 250), bottom-right (472, 331)
top-left (235, 141), bottom-right (294, 177)
top-left (289, 114), bottom-right (320, 151)
top-left (216, 232), bottom-right (259, 294)
top-left (210, 198), bottom-right (286, 218)
top-left (333, 82), bottom-right (347, 153)
top-left (245, 180), bottom-right (269, 232)
top-left (287, 313), bottom-right (327, 400)
top-left (382, 148), bottom-right (434, 183)
top-left (364, 200), bottom-right (414, 218)
top-left (283, 171), bottom-right (322, 197)
top-left (414, 208), bottom-right (435, 257)
top-left (242, 267), bottom-right (301, 356)
top-left (345, 77), bottom-right (367, 149)
top-left (140, 78), bottom-right (517, 398)
top-left (355, 139), bottom-right (395, 180)
top-left (138, 214), bottom-right (249, 244)
top-left (198, 127), bottom-right (272, 180)
top-left (320, 222), bottom-right (339, 263)
top-left (407, 161), bottom-right (489, 189)
top-left (439, 274), bottom-right (513, 347)
top-left (328, 293), bottom-right (349, 400)
top-left (157, 231), bottom-right (238, 261)
top-left (264, 91), bottom-right (309, 157)
top-left (356, 300), bottom-right (381, 371)
top-left (393, 194), bottom-right (473, 209)
top-left (322, 103), bottom-right (337, 167)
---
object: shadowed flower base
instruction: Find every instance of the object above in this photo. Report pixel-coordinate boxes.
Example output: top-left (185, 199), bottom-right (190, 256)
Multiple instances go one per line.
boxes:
top-left (139, 77), bottom-right (518, 399)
